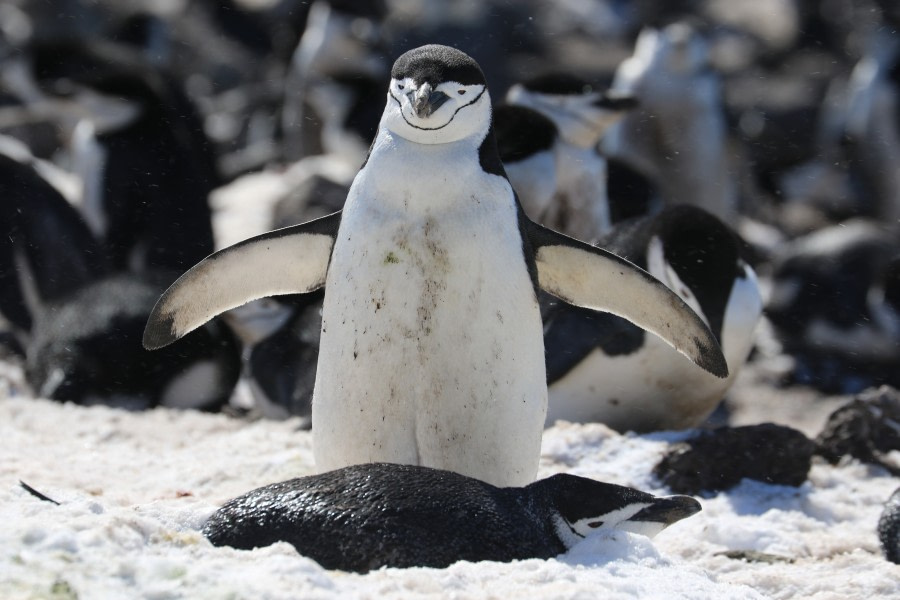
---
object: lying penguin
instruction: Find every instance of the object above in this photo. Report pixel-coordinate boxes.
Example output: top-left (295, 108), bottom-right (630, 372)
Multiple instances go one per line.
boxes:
top-left (545, 206), bottom-right (762, 432)
top-left (143, 44), bottom-right (727, 487)
top-left (203, 462), bottom-right (701, 573)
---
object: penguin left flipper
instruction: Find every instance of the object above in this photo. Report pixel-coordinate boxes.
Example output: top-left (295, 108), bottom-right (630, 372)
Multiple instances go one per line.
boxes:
top-left (527, 221), bottom-right (729, 378)
top-left (143, 211), bottom-right (341, 350)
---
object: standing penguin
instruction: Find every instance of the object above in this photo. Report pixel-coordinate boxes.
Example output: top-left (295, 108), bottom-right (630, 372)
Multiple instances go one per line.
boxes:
top-left (143, 45), bottom-right (726, 487)
top-left (501, 74), bottom-right (637, 240)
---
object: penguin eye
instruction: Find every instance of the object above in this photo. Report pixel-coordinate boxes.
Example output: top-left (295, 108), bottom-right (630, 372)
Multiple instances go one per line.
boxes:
top-left (457, 89), bottom-right (466, 95)
top-left (397, 82), bottom-right (404, 90)
top-left (587, 521), bottom-right (604, 528)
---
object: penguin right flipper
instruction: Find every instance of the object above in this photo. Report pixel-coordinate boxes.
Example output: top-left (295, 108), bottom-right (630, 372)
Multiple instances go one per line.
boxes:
top-left (527, 221), bottom-right (729, 378)
top-left (143, 211), bottom-right (341, 350)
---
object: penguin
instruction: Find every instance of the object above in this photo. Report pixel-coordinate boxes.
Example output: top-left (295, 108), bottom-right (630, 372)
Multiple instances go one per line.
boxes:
top-left (203, 462), bottom-right (701, 573)
top-left (502, 74), bottom-right (638, 240)
top-left (766, 219), bottom-right (900, 393)
top-left (545, 205), bottom-right (762, 432)
top-left (143, 45), bottom-right (727, 487)
top-left (0, 133), bottom-right (239, 409)
top-left (280, 0), bottom-right (389, 163)
top-left (223, 293), bottom-right (322, 423)
top-left (28, 38), bottom-right (220, 276)
top-left (830, 24), bottom-right (900, 221)
top-left (879, 486), bottom-right (900, 564)
top-left (602, 22), bottom-right (739, 225)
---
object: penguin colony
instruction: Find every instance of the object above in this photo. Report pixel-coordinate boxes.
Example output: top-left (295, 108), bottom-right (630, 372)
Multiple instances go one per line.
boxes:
top-left (2, 0), bottom-right (900, 573)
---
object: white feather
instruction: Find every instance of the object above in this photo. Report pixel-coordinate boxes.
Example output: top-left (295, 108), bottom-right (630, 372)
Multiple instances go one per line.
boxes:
top-left (313, 86), bottom-right (547, 487)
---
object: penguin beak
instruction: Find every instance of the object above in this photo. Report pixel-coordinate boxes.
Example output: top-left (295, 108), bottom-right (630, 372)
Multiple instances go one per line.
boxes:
top-left (632, 495), bottom-right (701, 527)
top-left (411, 83), bottom-right (450, 118)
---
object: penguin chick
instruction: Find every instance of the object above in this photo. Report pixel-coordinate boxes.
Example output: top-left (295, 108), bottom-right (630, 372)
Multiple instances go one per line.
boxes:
top-left (203, 462), bottom-right (701, 573)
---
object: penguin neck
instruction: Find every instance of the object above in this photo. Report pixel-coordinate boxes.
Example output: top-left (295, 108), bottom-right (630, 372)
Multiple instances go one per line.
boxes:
top-left (358, 128), bottom-right (505, 214)
top-left (513, 482), bottom-right (571, 552)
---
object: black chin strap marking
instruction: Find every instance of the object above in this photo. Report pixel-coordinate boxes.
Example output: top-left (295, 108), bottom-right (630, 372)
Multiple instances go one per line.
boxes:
top-left (390, 86), bottom-right (486, 131)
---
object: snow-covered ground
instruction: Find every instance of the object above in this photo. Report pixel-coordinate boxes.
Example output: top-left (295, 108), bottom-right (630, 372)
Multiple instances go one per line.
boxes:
top-left (2, 361), bottom-right (898, 599)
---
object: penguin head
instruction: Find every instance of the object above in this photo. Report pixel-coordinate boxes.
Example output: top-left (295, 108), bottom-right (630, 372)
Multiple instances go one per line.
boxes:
top-left (529, 474), bottom-right (701, 548)
top-left (644, 205), bottom-right (748, 346)
top-left (506, 73), bottom-right (637, 149)
top-left (382, 44), bottom-right (491, 145)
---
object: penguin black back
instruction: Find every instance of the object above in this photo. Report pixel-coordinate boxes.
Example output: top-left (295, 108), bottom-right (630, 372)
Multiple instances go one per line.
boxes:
top-left (600, 205), bottom-right (744, 343)
top-left (493, 104), bottom-right (557, 163)
top-left (204, 463), bottom-right (560, 572)
top-left (29, 38), bottom-right (219, 275)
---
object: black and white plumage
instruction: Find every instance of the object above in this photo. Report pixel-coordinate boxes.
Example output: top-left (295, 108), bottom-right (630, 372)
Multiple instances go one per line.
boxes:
top-left (144, 45), bottom-right (726, 487)
top-left (831, 26), bottom-right (900, 221)
top-left (280, 0), bottom-right (389, 164)
top-left (767, 219), bottom-right (900, 392)
top-left (0, 142), bottom-right (239, 408)
top-left (203, 462), bottom-right (701, 573)
top-left (29, 38), bottom-right (219, 276)
top-left (502, 74), bottom-right (637, 240)
top-left (545, 205), bottom-right (761, 432)
top-left (603, 22), bottom-right (738, 224)
top-left (879, 486), bottom-right (900, 564)
top-left (224, 293), bottom-right (322, 423)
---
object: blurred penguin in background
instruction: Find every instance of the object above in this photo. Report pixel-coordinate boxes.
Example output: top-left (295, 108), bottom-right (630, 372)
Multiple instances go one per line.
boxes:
top-left (500, 74), bottom-right (637, 240)
top-left (603, 22), bottom-right (739, 225)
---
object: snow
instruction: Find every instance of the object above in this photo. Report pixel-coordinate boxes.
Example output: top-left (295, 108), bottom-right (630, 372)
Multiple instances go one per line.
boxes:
top-left (2, 361), bottom-right (897, 599)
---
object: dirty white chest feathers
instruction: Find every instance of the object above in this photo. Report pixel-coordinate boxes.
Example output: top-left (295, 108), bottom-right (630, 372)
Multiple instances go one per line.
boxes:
top-left (312, 130), bottom-right (547, 487)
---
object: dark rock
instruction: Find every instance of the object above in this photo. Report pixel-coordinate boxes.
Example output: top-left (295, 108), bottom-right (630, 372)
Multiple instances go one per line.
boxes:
top-left (653, 424), bottom-right (815, 494)
top-left (815, 386), bottom-right (900, 475)
top-left (878, 487), bottom-right (900, 564)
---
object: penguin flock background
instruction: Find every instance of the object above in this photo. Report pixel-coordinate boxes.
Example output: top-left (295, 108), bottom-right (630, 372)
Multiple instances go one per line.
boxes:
top-left (2, 0), bottom-right (900, 572)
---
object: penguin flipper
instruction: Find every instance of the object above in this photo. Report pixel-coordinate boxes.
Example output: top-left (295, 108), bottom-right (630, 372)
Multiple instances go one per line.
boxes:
top-left (143, 211), bottom-right (341, 350)
top-left (527, 221), bottom-right (729, 378)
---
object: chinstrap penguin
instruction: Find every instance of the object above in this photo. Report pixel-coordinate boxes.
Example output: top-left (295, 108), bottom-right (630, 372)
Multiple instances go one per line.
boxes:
top-left (602, 23), bottom-right (738, 225)
top-left (545, 205), bottom-right (761, 432)
top-left (502, 74), bottom-right (637, 240)
top-left (766, 219), bottom-right (900, 393)
top-left (144, 44), bottom-right (727, 487)
top-left (0, 143), bottom-right (239, 408)
top-left (28, 38), bottom-right (219, 275)
top-left (203, 462), bottom-right (701, 573)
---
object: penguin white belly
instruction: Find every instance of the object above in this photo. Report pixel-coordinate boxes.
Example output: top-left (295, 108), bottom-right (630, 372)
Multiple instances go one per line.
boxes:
top-left (547, 335), bottom-right (729, 432)
top-left (550, 144), bottom-right (611, 240)
top-left (548, 267), bottom-right (760, 432)
top-left (313, 153), bottom-right (546, 487)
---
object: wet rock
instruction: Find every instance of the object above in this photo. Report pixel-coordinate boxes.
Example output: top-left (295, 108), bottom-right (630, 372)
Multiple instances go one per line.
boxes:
top-left (878, 487), bottom-right (900, 564)
top-left (654, 423), bottom-right (815, 494)
top-left (815, 386), bottom-right (900, 475)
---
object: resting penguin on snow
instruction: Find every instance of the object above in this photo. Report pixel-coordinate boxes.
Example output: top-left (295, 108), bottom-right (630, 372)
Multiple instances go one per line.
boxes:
top-left (203, 462), bottom-right (701, 573)
top-left (545, 206), bottom-right (761, 432)
top-left (143, 45), bottom-right (727, 487)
